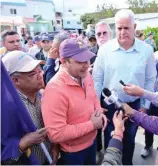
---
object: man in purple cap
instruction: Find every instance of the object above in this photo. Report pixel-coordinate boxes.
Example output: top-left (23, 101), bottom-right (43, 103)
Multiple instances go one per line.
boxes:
top-left (42, 38), bottom-right (107, 165)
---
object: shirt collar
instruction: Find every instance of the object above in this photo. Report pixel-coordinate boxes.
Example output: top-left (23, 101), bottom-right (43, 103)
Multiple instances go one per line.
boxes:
top-left (18, 90), bottom-right (40, 104)
top-left (112, 38), bottom-right (141, 53)
top-left (63, 68), bottom-right (84, 87)
top-left (59, 66), bottom-right (84, 87)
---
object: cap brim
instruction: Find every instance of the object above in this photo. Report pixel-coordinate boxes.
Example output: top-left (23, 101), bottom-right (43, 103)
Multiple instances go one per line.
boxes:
top-left (71, 50), bottom-right (96, 62)
top-left (17, 60), bottom-right (45, 73)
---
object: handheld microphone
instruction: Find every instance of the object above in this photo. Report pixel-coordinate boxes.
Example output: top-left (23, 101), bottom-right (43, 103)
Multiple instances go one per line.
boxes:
top-left (102, 88), bottom-right (125, 112)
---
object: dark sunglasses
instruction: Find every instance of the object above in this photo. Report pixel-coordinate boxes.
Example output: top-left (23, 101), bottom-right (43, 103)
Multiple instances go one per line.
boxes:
top-left (96, 31), bottom-right (107, 37)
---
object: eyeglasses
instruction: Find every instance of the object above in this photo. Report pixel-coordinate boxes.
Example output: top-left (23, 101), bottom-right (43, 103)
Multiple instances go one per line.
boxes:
top-left (96, 31), bottom-right (107, 37)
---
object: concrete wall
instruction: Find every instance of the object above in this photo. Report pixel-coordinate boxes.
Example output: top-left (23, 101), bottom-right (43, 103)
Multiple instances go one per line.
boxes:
top-left (1, 4), bottom-right (27, 17)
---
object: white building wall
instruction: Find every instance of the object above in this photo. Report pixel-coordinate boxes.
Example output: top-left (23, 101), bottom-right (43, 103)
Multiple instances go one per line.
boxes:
top-left (26, 0), bottom-right (56, 21)
top-left (1, 5), bottom-right (27, 17)
top-left (63, 13), bottom-right (83, 29)
top-left (136, 18), bottom-right (158, 30)
top-left (0, 0), bottom-right (56, 22)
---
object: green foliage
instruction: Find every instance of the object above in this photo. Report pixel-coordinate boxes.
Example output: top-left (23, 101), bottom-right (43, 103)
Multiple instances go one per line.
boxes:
top-left (80, 0), bottom-right (158, 30)
top-left (80, 14), bottom-right (95, 29)
top-left (143, 27), bottom-right (158, 51)
top-left (127, 0), bottom-right (158, 13)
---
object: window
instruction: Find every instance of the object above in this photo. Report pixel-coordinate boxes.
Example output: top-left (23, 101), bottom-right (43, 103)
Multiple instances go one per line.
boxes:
top-left (68, 9), bottom-right (72, 12)
top-left (67, 21), bottom-right (70, 24)
top-left (77, 22), bottom-right (81, 25)
top-left (57, 20), bottom-right (60, 24)
top-left (10, 9), bottom-right (17, 15)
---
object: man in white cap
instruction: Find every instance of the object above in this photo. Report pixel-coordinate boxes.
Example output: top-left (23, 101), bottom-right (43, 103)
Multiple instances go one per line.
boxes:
top-left (2, 51), bottom-right (54, 164)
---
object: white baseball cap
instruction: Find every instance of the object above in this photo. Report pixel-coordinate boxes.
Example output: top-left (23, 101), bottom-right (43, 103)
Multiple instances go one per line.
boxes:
top-left (2, 51), bottom-right (44, 75)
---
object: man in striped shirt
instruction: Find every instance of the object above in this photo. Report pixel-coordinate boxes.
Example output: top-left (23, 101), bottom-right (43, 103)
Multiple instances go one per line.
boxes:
top-left (2, 51), bottom-right (54, 164)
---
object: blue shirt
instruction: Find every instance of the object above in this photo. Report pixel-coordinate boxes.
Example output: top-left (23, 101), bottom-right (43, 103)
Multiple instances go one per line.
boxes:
top-left (43, 58), bottom-right (60, 85)
top-left (92, 38), bottom-right (156, 109)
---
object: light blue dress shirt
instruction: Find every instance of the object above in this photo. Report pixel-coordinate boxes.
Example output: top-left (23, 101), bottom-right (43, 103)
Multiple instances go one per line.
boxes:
top-left (92, 38), bottom-right (156, 109)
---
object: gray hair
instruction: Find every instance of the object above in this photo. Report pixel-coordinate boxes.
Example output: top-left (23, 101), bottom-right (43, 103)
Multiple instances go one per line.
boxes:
top-left (115, 9), bottom-right (135, 24)
top-left (10, 72), bottom-right (21, 77)
top-left (53, 32), bottom-right (69, 45)
top-left (95, 21), bottom-right (112, 34)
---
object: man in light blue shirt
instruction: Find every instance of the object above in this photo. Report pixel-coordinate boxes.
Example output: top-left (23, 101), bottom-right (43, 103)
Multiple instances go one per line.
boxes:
top-left (93, 9), bottom-right (156, 165)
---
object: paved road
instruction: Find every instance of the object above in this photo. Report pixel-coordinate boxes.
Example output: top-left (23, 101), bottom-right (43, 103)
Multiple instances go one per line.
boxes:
top-left (98, 128), bottom-right (158, 165)
top-left (133, 128), bottom-right (158, 165)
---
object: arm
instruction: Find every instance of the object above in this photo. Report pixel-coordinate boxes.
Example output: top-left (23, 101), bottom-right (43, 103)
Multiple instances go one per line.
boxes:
top-left (123, 84), bottom-right (158, 107)
top-left (102, 111), bottom-right (125, 165)
top-left (42, 88), bottom-right (94, 143)
top-left (89, 73), bottom-right (102, 110)
top-left (141, 49), bottom-right (156, 109)
top-left (143, 90), bottom-right (158, 107)
top-left (131, 110), bottom-right (158, 135)
top-left (43, 58), bottom-right (57, 84)
top-left (1, 138), bottom-right (22, 164)
top-left (92, 46), bottom-right (105, 99)
top-left (123, 103), bottom-right (158, 135)
top-left (102, 138), bottom-right (122, 165)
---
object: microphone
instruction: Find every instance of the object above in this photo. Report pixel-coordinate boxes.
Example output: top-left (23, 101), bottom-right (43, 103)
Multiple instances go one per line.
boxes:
top-left (102, 88), bottom-right (125, 112)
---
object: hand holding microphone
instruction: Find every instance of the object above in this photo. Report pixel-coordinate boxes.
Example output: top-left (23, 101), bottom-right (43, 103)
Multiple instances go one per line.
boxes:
top-left (102, 88), bottom-right (125, 113)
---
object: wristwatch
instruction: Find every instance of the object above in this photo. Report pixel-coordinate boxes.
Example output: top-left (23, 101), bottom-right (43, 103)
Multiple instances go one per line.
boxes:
top-left (111, 130), bottom-right (123, 139)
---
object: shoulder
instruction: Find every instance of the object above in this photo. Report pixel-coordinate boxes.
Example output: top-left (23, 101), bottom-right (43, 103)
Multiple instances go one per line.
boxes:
top-left (135, 38), bottom-right (153, 55)
top-left (98, 38), bottom-right (118, 54)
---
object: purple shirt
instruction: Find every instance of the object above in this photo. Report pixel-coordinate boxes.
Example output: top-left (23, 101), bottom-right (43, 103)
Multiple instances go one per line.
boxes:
top-left (131, 110), bottom-right (158, 135)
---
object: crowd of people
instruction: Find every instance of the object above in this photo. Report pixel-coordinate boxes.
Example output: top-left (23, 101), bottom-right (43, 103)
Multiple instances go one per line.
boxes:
top-left (1, 9), bottom-right (158, 165)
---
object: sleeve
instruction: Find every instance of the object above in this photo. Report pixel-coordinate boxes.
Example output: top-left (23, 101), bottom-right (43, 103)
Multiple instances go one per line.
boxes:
top-left (141, 49), bottom-right (157, 109)
top-left (89, 73), bottom-right (101, 110)
top-left (143, 90), bottom-right (158, 107)
top-left (131, 110), bottom-right (158, 135)
top-left (1, 138), bottom-right (22, 163)
top-left (43, 58), bottom-right (57, 84)
top-left (42, 88), bottom-right (94, 143)
top-left (92, 46), bottom-right (105, 100)
top-left (102, 138), bottom-right (122, 165)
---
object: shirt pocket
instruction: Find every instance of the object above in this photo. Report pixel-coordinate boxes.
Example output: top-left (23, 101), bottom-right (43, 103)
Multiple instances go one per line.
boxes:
top-left (130, 63), bottom-right (146, 78)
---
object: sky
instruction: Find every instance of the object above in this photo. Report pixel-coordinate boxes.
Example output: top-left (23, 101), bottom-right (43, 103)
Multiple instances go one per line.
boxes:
top-left (0, 0), bottom-right (157, 15)
top-left (53, 0), bottom-right (158, 14)
top-left (53, 0), bottom-right (129, 14)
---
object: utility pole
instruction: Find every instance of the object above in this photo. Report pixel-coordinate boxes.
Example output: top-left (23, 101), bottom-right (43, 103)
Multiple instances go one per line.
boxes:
top-left (62, 0), bottom-right (64, 29)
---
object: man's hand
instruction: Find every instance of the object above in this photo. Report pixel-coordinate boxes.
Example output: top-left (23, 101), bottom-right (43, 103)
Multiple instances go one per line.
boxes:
top-left (113, 111), bottom-right (127, 133)
top-left (139, 107), bottom-right (147, 113)
top-left (51, 144), bottom-right (60, 165)
top-left (122, 84), bottom-right (144, 97)
top-left (48, 47), bottom-right (59, 60)
top-left (19, 127), bottom-right (47, 151)
top-left (122, 103), bottom-right (135, 117)
top-left (90, 110), bottom-right (103, 130)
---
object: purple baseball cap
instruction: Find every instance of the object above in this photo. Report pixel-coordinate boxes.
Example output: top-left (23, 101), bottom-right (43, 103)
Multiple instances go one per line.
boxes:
top-left (59, 38), bottom-right (96, 62)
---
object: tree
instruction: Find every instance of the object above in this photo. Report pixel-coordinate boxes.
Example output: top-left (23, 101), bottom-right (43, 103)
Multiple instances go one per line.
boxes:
top-left (126, 0), bottom-right (158, 13)
top-left (80, 0), bottom-right (158, 29)
top-left (80, 14), bottom-right (95, 29)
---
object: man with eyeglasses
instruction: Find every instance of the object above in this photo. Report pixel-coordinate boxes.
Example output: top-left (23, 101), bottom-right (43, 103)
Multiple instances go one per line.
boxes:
top-left (94, 21), bottom-right (112, 164)
top-left (2, 51), bottom-right (56, 164)
top-left (1, 30), bottom-right (22, 58)
top-left (95, 21), bottom-right (112, 47)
